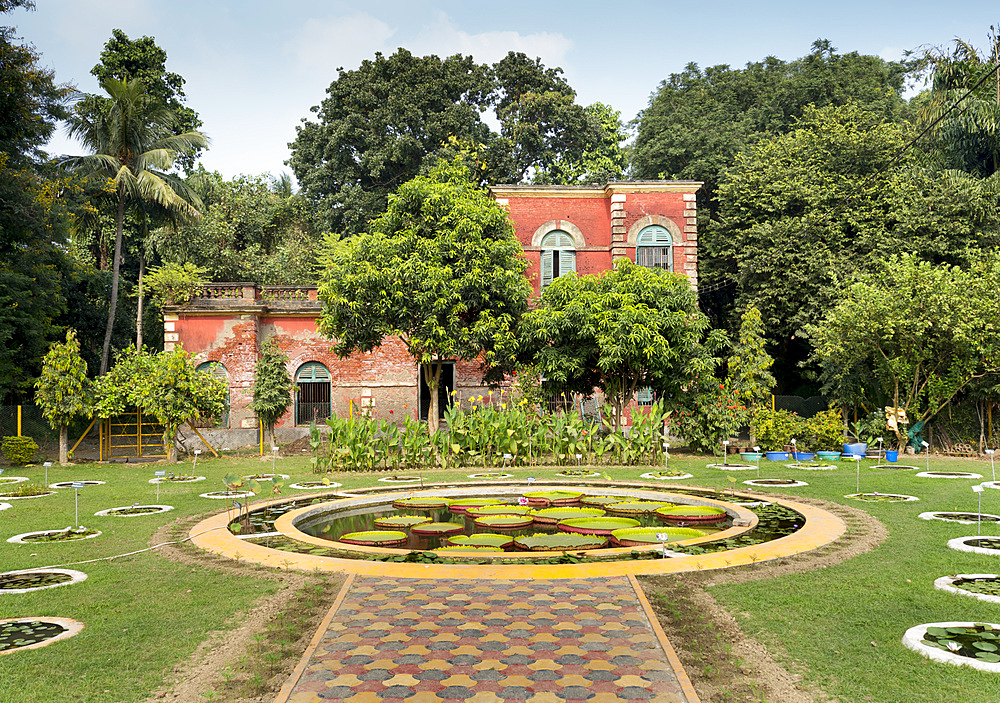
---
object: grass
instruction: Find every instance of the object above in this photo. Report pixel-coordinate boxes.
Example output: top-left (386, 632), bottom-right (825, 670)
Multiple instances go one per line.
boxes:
top-left (2, 449), bottom-right (1000, 701)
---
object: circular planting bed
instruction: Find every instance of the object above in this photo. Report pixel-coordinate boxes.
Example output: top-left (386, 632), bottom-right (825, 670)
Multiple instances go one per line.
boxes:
top-left (473, 514), bottom-right (534, 530)
top-left (611, 526), bottom-right (707, 547)
top-left (467, 472), bottom-right (513, 480)
top-left (558, 516), bottom-right (641, 535)
top-left (873, 464), bottom-right (919, 470)
top-left (8, 527), bottom-right (101, 544)
top-left (242, 473), bottom-right (289, 481)
top-left (845, 492), bottom-right (919, 502)
top-left (49, 480), bottom-right (105, 488)
top-left (392, 496), bottom-right (451, 511)
top-left (655, 505), bottom-right (729, 523)
top-left (707, 463), bottom-right (756, 470)
top-left (200, 490), bottom-right (255, 500)
top-left (94, 504), bottom-right (174, 517)
top-left (920, 511), bottom-right (1000, 524)
top-left (377, 475), bottom-right (423, 483)
top-left (916, 471), bottom-right (983, 479)
top-left (949, 536), bottom-right (1000, 556)
top-left (554, 469), bottom-right (601, 478)
top-left (0, 485), bottom-right (55, 499)
top-left (640, 470), bottom-right (694, 480)
top-left (788, 463), bottom-right (837, 471)
top-left (148, 475), bottom-right (205, 484)
top-left (981, 481), bottom-right (1000, 490)
top-left (410, 522), bottom-right (465, 537)
top-left (288, 481), bottom-right (343, 490)
top-left (0, 569), bottom-right (87, 594)
top-left (0, 617), bottom-right (84, 655)
top-left (447, 534), bottom-right (513, 549)
top-left (934, 575), bottom-right (1000, 605)
top-left (0, 477), bottom-right (28, 485)
top-left (902, 622), bottom-right (1000, 671)
top-left (372, 515), bottom-right (433, 529)
top-left (514, 532), bottom-right (607, 551)
top-left (339, 531), bottom-right (408, 547)
top-left (0, 503), bottom-right (10, 512)
top-left (742, 478), bottom-right (809, 488)
top-left (530, 506), bottom-right (605, 525)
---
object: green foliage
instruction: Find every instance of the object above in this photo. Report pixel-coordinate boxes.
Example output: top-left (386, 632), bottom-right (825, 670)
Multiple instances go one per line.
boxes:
top-left (143, 261), bottom-right (207, 306)
top-left (317, 157), bottom-right (530, 432)
top-left (530, 102), bottom-right (627, 185)
top-left (809, 253), bottom-right (1000, 448)
top-left (809, 408), bottom-right (847, 451)
top-left (749, 407), bottom-right (803, 451)
top-left (248, 339), bottom-right (293, 442)
top-left (522, 257), bottom-right (718, 431)
top-left (93, 346), bottom-right (226, 461)
top-left (671, 382), bottom-right (745, 454)
top-left (33, 329), bottom-right (89, 462)
top-left (1, 435), bottom-right (37, 464)
top-left (727, 305), bottom-right (775, 412)
top-left (289, 49), bottom-right (608, 234)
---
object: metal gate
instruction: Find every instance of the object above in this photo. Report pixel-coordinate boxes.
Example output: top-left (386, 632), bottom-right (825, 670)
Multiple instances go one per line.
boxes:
top-left (100, 409), bottom-right (166, 460)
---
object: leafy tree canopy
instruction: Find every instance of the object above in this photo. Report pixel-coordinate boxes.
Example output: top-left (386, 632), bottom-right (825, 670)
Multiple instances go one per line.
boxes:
top-left (521, 258), bottom-right (721, 431)
top-left (248, 338), bottom-right (294, 445)
top-left (631, 40), bottom-right (908, 204)
top-left (808, 253), bottom-right (1000, 449)
top-left (289, 49), bottom-right (618, 235)
top-left (34, 329), bottom-right (89, 463)
top-left (316, 156), bottom-right (530, 431)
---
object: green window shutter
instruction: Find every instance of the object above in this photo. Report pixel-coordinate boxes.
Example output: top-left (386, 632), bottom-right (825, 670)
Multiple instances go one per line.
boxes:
top-left (541, 250), bottom-right (553, 288)
top-left (295, 362), bottom-right (330, 383)
top-left (560, 249), bottom-right (576, 275)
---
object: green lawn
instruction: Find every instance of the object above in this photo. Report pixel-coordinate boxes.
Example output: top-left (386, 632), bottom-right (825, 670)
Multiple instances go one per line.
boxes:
top-left (1, 451), bottom-right (999, 701)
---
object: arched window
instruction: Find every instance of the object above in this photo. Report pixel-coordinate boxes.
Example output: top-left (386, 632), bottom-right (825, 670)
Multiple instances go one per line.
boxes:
top-left (196, 362), bottom-right (229, 428)
top-left (540, 230), bottom-right (576, 289)
top-left (295, 362), bottom-right (331, 425)
top-left (635, 225), bottom-right (673, 271)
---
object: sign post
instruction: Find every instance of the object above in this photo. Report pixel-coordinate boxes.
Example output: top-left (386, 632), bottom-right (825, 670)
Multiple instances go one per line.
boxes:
top-left (43, 461), bottom-right (52, 487)
top-left (154, 470), bottom-right (165, 501)
top-left (71, 481), bottom-right (85, 526)
top-left (988, 449), bottom-right (996, 483)
top-left (656, 532), bottom-right (669, 558)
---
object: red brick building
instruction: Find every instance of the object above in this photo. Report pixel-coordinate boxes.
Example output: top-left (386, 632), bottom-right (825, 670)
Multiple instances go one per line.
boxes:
top-left (165, 181), bottom-right (700, 446)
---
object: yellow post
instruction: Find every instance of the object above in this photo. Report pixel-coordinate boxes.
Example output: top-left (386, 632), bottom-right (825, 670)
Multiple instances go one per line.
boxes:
top-left (186, 424), bottom-right (219, 457)
top-left (69, 419), bottom-right (97, 458)
top-left (990, 403), bottom-right (994, 445)
top-left (137, 408), bottom-right (142, 458)
top-left (349, 399), bottom-right (353, 421)
top-left (99, 420), bottom-right (103, 462)
top-left (770, 395), bottom-right (774, 411)
top-left (17, 405), bottom-right (21, 436)
top-left (259, 422), bottom-right (264, 457)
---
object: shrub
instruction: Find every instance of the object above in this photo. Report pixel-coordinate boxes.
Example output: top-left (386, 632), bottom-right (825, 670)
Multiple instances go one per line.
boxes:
top-left (807, 409), bottom-right (846, 451)
top-left (2, 436), bottom-right (39, 465)
top-left (749, 408), bottom-right (803, 450)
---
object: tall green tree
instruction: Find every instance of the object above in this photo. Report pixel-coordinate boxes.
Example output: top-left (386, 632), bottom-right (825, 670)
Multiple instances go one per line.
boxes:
top-left (34, 329), bottom-right (89, 464)
top-left (317, 157), bottom-right (530, 433)
top-left (531, 102), bottom-right (628, 185)
top-left (521, 258), bottom-right (720, 432)
top-left (248, 338), bottom-right (294, 447)
top-left (808, 254), bottom-right (1000, 450)
top-left (63, 77), bottom-right (207, 374)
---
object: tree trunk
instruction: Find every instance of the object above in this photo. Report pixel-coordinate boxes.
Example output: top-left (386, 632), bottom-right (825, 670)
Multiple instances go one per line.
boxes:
top-left (135, 252), bottom-right (144, 350)
top-left (425, 361), bottom-right (442, 435)
top-left (59, 424), bottom-right (68, 465)
top-left (100, 191), bottom-right (126, 375)
top-left (165, 431), bottom-right (177, 463)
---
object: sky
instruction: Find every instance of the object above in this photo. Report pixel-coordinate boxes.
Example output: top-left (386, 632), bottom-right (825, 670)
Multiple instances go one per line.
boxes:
top-left (9, 0), bottom-right (1000, 181)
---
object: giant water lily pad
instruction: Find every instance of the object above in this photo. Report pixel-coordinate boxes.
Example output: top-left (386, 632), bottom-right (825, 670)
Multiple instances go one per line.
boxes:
top-left (339, 530), bottom-right (408, 547)
top-left (373, 515), bottom-right (433, 529)
top-left (392, 496), bottom-right (451, 511)
top-left (467, 504), bottom-right (531, 517)
top-left (447, 533), bottom-right (514, 549)
top-left (514, 532), bottom-right (607, 551)
top-left (558, 516), bottom-right (641, 535)
top-left (530, 506), bottom-right (605, 525)
top-left (474, 514), bottom-right (534, 530)
top-left (580, 495), bottom-right (629, 507)
top-left (611, 526), bottom-right (708, 547)
top-left (434, 545), bottom-right (503, 553)
top-left (522, 490), bottom-right (583, 506)
top-left (605, 500), bottom-right (676, 515)
top-left (448, 498), bottom-right (503, 513)
top-left (410, 522), bottom-right (465, 536)
top-left (656, 505), bottom-right (728, 523)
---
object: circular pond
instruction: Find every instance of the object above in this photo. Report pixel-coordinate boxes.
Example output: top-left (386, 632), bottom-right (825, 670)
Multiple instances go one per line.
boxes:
top-left (902, 621), bottom-right (1000, 672)
top-left (949, 536), bottom-right (1000, 556)
top-left (743, 479), bottom-right (809, 488)
top-left (8, 528), bottom-right (101, 544)
top-left (915, 471), bottom-right (983, 479)
top-left (94, 504), bottom-right (174, 517)
top-left (200, 490), bottom-right (254, 500)
top-left (788, 463), bottom-right (837, 471)
top-left (934, 574), bottom-right (1000, 605)
top-left (148, 475), bottom-right (205, 484)
top-left (0, 617), bottom-right (84, 655)
top-left (467, 472), bottom-right (513, 480)
top-left (640, 471), bottom-right (694, 480)
top-left (708, 463), bottom-right (755, 470)
top-left (845, 493), bottom-right (919, 503)
top-left (0, 569), bottom-right (88, 594)
top-left (49, 480), bottom-right (105, 488)
top-left (288, 480), bottom-right (343, 490)
top-left (920, 511), bottom-right (1000, 525)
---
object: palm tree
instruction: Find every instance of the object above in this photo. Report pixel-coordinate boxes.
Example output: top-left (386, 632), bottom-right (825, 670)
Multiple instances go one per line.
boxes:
top-left (63, 77), bottom-right (208, 373)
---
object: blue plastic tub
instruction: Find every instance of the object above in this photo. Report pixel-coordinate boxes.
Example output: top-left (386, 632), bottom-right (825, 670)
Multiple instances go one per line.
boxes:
top-left (765, 451), bottom-right (789, 461)
top-left (792, 452), bottom-right (816, 461)
top-left (885, 450), bottom-right (899, 462)
top-left (817, 451), bottom-right (841, 461)
top-left (843, 442), bottom-right (867, 457)
top-left (740, 452), bottom-right (763, 462)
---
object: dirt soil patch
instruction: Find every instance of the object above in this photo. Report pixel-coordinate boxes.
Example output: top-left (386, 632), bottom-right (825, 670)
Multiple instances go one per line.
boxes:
top-left (640, 496), bottom-right (887, 702)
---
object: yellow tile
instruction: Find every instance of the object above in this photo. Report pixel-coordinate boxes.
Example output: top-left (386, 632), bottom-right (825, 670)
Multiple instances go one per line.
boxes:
top-left (363, 659), bottom-right (397, 670)
top-left (324, 674), bottom-right (362, 687)
top-left (524, 693), bottom-right (562, 703)
top-left (402, 693), bottom-right (440, 703)
top-left (527, 659), bottom-right (559, 671)
top-left (482, 633), bottom-right (509, 642)
top-left (343, 693), bottom-right (381, 703)
top-left (418, 659), bottom-right (453, 670)
top-left (451, 645), bottom-right (483, 656)
top-left (555, 674), bottom-right (592, 687)
top-left (287, 693), bottom-right (323, 703)
top-left (441, 674), bottom-right (478, 687)
top-left (495, 675), bottom-right (533, 687)
top-left (473, 660), bottom-right (507, 671)
top-left (467, 693), bottom-right (504, 703)
top-left (614, 675), bottom-right (654, 688)
top-left (381, 674), bottom-right (420, 687)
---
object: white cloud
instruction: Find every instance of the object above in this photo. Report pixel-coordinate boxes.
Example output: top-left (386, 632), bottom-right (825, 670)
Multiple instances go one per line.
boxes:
top-left (409, 12), bottom-right (572, 67)
top-left (288, 13), bottom-right (397, 73)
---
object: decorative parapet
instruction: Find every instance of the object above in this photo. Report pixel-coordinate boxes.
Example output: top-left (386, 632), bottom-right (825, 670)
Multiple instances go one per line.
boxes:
top-left (166, 283), bottom-right (321, 314)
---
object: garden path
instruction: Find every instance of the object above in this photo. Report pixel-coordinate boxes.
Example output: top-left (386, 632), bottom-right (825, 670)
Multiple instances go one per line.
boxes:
top-left (274, 574), bottom-right (699, 702)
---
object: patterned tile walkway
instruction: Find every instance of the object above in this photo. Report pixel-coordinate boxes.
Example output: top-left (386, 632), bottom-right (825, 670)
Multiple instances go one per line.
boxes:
top-left (275, 574), bottom-right (698, 702)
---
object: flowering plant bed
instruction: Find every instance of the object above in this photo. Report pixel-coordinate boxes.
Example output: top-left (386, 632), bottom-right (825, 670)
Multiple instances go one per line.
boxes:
top-left (200, 490), bottom-right (254, 499)
top-left (288, 480), bottom-right (343, 490)
top-left (742, 478), bottom-right (808, 488)
top-left (788, 463), bottom-right (837, 471)
top-left (148, 475), bottom-right (205, 484)
top-left (241, 473), bottom-right (289, 481)
top-left (0, 484), bottom-right (55, 499)
top-left (8, 527), bottom-right (101, 544)
top-left (466, 472), bottom-right (513, 479)
top-left (554, 469), bottom-right (601, 478)
top-left (640, 470), bottom-right (694, 479)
